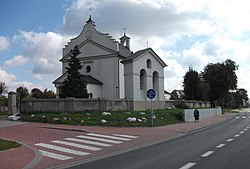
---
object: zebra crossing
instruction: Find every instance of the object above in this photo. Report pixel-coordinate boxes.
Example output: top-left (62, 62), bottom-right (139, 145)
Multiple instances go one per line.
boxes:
top-left (34, 133), bottom-right (138, 161)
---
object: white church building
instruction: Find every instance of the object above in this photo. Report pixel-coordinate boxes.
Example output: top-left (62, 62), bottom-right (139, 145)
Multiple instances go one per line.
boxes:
top-left (53, 16), bottom-right (167, 110)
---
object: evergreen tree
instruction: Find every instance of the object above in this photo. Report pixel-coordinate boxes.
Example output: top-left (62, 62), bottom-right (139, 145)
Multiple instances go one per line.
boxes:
top-left (59, 46), bottom-right (89, 98)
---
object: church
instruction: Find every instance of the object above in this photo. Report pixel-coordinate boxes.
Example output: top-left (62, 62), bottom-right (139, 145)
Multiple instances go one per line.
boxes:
top-left (53, 16), bottom-right (167, 110)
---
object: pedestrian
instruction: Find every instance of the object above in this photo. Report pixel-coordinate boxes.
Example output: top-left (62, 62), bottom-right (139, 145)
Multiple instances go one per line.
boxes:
top-left (194, 108), bottom-right (199, 122)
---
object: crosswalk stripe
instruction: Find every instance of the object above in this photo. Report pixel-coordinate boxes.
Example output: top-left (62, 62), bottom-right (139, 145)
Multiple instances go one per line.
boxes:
top-left (76, 135), bottom-right (122, 144)
top-left (51, 140), bottom-right (102, 151)
top-left (35, 143), bottom-right (89, 156)
top-left (87, 133), bottom-right (131, 141)
top-left (39, 150), bottom-right (73, 160)
top-left (64, 138), bottom-right (112, 147)
top-left (113, 134), bottom-right (139, 139)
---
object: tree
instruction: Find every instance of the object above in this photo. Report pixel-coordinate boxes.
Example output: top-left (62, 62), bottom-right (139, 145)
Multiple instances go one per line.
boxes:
top-left (183, 68), bottom-right (209, 100)
top-left (31, 88), bottom-right (44, 98)
top-left (59, 45), bottom-right (89, 98)
top-left (201, 59), bottom-right (238, 107)
top-left (16, 86), bottom-right (29, 100)
top-left (43, 89), bottom-right (56, 98)
top-left (232, 88), bottom-right (248, 108)
top-left (0, 82), bottom-right (8, 96)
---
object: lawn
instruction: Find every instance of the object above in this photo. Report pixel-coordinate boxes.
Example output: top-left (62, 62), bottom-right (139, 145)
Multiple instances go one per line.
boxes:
top-left (20, 109), bottom-right (184, 127)
top-left (0, 139), bottom-right (21, 151)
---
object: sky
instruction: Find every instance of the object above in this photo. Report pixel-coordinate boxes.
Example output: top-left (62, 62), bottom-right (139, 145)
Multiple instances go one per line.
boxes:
top-left (1, 0), bottom-right (250, 94)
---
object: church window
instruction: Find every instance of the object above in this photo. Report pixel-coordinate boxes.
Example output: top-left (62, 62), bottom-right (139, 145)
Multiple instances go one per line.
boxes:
top-left (140, 69), bottom-right (146, 90)
top-left (153, 71), bottom-right (159, 92)
top-left (147, 59), bottom-right (152, 68)
top-left (86, 65), bottom-right (91, 73)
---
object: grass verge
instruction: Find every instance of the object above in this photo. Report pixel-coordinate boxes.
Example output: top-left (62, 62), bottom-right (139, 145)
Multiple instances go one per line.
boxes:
top-left (0, 139), bottom-right (21, 151)
top-left (20, 109), bottom-right (183, 127)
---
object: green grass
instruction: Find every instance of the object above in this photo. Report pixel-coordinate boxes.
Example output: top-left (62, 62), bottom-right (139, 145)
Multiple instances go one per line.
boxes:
top-left (0, 139), bottom-right (21, 151)
top-left (20, 109), bottom-right (184, 127)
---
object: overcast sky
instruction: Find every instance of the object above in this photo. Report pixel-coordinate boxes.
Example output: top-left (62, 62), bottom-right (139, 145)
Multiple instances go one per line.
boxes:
top-left (1, 0), bottom-right (250, 94)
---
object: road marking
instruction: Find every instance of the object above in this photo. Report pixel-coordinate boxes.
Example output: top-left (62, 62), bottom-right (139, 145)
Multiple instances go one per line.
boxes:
top-left (64, 138), bottom-right (112, 147)
top-left (201, 151), bottom-right (214, 157)
top-left (242, 116), bottom-right (246, 119)
top-left (227, 138), bottom-right (234, 142)
top-left (240, 131), bottom-right (244, 134)
top-left (51, 140), bottom-right (101, 151)
top-left (236, 116), bottom-right (240, 119)
top-left (113, 134), bottom-right (139, 139)
top-left (234, 134), bottom-right (240, 137)
top-left (77, 135), bottom-right (122, 144)
top-left (179, 163), bottom-right (196, 169)
top-left (87, 133), bottom-right (131, 141)
top-left (39, 150), bottom-right (73, 160)
top-left (35, 143), bottom-right (89, 156)
top-left (216, 143), bottom-right (226, 148)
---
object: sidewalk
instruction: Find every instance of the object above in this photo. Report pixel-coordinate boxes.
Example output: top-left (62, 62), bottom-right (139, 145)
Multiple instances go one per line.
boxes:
top-left (0, 113), bottom-right (235, 169)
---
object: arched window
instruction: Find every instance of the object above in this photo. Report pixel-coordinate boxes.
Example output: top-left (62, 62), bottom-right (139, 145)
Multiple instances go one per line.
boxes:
top-left (140, 69), bottom-right (146, 90)
top-left (153, 71), bottom-right (159, 91)
top-left (147, 59), bottom-right (152, 68)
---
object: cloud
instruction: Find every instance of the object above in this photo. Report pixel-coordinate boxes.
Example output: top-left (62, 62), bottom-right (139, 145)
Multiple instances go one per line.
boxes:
top-left (14, 31), bottom-right (72, 79)
top-left (4, 55), bottom-right (29, 67)
top-left (0, 36), bottom-right (10, 52)
top-left (0, 67), bottom-right (16, 84)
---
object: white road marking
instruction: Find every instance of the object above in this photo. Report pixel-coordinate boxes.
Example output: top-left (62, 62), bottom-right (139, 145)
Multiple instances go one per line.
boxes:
top-left (35, 143), bottom-right (89, 156)
top-left (234, 134), bottom-right (240, 137)
top-left (242, 116), bottom-right (246, 119)
top-left (64, 138), bottom-right (112, 147)
top-left (39, 150), bottom-right (73, 160)
top-left (179, 163), bottom-right (196, 169)
top-left (51, 140), bottom-right (101, 151)
top-left (236, 116), bottom-right (240, 119)
top-left (76, 135), bottom-right (122, 144)
top-left (113, 134), bottom-right (139, 139)
top-left (227, 138), bottom-right (234, 142)
top-left (240, 131), bottom-right (244, 134)
top-left (201, 151), bottom-right (214, 157)
top-left (216, 143), bottom-right (226, 148)
top-left (87, 133), bottom-right (131, 141)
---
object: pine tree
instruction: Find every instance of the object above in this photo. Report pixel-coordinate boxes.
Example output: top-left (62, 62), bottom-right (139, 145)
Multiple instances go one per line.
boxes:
top-left (59, 46), bottom-right (89, 98)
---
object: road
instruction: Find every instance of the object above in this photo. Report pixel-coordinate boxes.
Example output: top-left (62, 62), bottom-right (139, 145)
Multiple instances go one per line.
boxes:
top-left (67, 111), bottom-right (250, 169)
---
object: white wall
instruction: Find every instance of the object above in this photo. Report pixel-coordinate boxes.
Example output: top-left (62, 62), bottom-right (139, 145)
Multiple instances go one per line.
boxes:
top-left (124, 51), bottom-right (165, 101)
top-left (182, 107), bottom-right (222, 122)
top-left (87, 84), bottom-right (102, 98)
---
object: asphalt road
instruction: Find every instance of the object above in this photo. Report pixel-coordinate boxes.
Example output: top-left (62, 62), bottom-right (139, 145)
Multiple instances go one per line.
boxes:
top-left (67, 111), bottom-right (250, 169)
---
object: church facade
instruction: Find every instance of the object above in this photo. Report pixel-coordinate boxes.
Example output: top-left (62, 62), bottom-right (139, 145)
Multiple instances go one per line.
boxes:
top-left (53, 16), bottom-right (167, 110)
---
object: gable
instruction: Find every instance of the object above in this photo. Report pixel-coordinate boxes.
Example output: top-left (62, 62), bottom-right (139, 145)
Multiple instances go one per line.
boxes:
top-left (60, 40), bottom-right (118, 61)
top-left (122, 48), bottom-right (167, 67)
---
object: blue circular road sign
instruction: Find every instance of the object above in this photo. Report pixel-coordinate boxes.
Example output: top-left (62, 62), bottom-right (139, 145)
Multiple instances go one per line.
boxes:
top-left (147, 89), bottom-right (156, 99)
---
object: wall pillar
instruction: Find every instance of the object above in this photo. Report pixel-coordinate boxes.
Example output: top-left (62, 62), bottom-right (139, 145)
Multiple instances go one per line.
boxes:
top-left (8, 91), bottom-right (17, 115)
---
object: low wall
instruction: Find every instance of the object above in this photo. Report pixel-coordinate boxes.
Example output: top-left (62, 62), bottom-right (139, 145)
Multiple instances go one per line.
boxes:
top-left (182, 107), bottom-right (222, 122)
top-left (21, 98), bottom-right (133, 112)
top-left (165, 100), bottom-right (211, 109)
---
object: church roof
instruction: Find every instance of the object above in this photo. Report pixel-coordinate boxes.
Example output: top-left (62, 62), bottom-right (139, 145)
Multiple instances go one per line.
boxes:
top-left (53, 72), bottom-right (103, 85)
top-left (121, 48), bottom-right (167, 67)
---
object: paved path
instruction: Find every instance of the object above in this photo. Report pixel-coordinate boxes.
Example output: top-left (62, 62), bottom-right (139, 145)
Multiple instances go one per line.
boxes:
top-left (0, 113), bottom-right (236, 169)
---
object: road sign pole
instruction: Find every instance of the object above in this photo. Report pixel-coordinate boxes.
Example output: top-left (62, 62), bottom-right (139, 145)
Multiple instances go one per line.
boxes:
top-left (146, 89), bottom-right (156, 128)
top-left (151, 98), bottom-right (153, 127)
